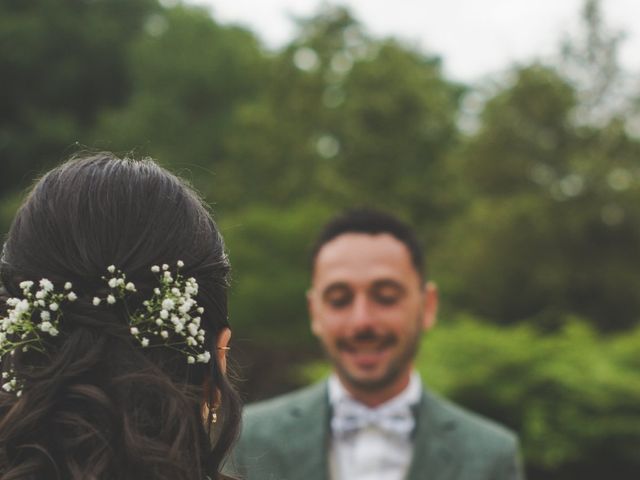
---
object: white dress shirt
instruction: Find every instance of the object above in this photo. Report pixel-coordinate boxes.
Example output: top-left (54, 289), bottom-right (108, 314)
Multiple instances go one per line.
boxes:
top-left (328, 372), bottom-right (422, 480)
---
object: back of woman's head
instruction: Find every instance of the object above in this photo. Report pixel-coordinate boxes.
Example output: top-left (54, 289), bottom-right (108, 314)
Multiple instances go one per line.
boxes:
top-left (0, 153), bottom-right (239, 480)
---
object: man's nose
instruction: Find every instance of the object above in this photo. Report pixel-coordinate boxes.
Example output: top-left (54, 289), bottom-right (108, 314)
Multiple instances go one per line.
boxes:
top-left (349, 294), bottom-right (376, 331)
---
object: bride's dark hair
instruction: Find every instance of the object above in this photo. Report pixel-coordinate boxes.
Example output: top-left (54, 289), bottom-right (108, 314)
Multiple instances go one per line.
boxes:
top-left (0, 153), bottom-right (240, 480)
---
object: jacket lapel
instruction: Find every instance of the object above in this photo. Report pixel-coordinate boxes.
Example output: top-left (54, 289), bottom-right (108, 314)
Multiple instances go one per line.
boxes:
top-left (406, 388), bottom-right (459, 480)
top-left (279, 382), bottom-right (330, 480)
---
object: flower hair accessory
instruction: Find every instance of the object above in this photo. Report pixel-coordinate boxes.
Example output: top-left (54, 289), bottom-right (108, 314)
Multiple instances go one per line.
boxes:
top-left (1, 261), bottom-right (210, 396)
top-left (93, 261), bottom-right (210, 365)
top-left (1, 280), bottom-right (78, 395)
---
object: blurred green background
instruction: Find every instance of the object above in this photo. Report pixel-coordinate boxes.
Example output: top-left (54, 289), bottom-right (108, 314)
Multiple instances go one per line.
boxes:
top-left (1, 0), bottom-right (639, 478)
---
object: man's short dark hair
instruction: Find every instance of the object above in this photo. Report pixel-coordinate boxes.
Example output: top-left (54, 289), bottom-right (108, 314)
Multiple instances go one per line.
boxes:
top-left (311, 208), bottom-right (426, 279)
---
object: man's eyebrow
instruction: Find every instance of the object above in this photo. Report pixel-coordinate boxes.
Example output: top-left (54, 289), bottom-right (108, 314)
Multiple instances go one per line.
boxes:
top-left (321, 282), bottom-right (351, 297)
top-left (370, 279), bottom-right (406, 292)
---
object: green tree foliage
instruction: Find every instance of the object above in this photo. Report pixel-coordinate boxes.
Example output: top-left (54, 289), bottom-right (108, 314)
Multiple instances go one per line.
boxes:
top-left (436, 0), bottom-right (640, 331)
top-left (219, 203), bottom-right (333, 399)
top-left (220, 6), bottom-right (463, 237)
top-left (0, 0), bottom-right (159, 193)
top-left (220, 203), bottom-right (332, 345)
top-left (559, 0), bottom-right (632, 126)
top-left (92, 3), bottom-right (267, 193)
top-left (436, 64), bottom-right (640, 330)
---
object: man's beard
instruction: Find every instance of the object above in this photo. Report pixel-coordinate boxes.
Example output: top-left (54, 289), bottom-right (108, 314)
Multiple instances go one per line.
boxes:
top-left (329, 323), bottom-right (422, 392)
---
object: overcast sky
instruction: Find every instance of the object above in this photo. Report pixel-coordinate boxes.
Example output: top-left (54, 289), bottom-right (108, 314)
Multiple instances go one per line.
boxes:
top-left (188, 0), bottom-right (640, 82)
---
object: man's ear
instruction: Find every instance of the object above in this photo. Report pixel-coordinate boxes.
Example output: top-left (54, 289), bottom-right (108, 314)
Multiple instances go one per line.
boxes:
top-left (422, 282), bottom-right (438, 331)
top-left (307, 288), bottom-right (321, 337)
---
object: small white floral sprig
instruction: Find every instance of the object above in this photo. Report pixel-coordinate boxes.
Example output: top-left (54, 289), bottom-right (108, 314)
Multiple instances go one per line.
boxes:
top-left (96, 262), bottom-right (210, 365)
top-left (1, 279), bottom-right (78, 395)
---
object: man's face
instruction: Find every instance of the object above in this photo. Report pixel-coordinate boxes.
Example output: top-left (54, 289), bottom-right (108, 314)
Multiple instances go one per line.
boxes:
top-left (308, 233), bottom-right (437, 399)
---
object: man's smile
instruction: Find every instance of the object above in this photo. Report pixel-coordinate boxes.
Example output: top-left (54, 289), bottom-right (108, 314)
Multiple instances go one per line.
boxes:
top-left (335, 332), bottom-right (398, 368)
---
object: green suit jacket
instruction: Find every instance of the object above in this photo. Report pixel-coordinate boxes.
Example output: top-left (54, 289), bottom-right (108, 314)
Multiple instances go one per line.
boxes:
top-left (226, 381), bottom-right (524, 480)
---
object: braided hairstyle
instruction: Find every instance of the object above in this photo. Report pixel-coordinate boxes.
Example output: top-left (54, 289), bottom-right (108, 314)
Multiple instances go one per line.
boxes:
top-left (0, 153), bottom-right (240, 480)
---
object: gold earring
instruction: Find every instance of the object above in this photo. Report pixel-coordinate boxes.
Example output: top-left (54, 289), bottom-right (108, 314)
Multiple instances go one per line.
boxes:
top-left (208, 402), bottom-right (218, 425)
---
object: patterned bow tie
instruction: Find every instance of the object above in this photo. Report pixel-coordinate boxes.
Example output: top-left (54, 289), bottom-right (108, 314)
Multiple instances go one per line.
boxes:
top-left (331, 398), bottom-right (415, 438)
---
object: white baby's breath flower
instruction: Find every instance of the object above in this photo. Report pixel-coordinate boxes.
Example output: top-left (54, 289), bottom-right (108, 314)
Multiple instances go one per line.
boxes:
top-left (197, 307), bottom-right (204, 314)
top-left (39, 279), bottom-right (53, 292)
top-left (154, 288), bottom-right (161, 295)
top-left (161, 264), bottom-right (169, 271)
top-left (187, 356), bottom-right (195, 364)
top-left (49, 327), bottom-right (59, 336)
top-left (49, 302), bottom-right (59, 312)
top-left (35, 290), bottom-right (45, 300)
top-left (107, 295), bottom-right (116, 304)
top-left (177, 260), bottom-right (184, 268)
top-left (155, 318), bottom-right (163, 326)
top-left (174, 324), bottom-right (184, 333)
top-left (141, 337), bottom-right (150, 347)
top-left (64, 282), bottom-right (73, 290)
top-left (107, 265), bottom-right (116, 273)
top-left (151, 265), bottom-right (160, 273)
top-left (188, 323), bottom-right (198, 336)
top-left (40, 321), bottom-right (52, 332)
top-left (161, 299), bottom-right (174, 311)
top-left (198, 351), bottom-right (211, 363)
top-left (93, 297), bottom-right (101, 306)
top-left (15, 298), bottom-right (30, 313)
top-left (67, 292), bottom-right (77, 301)
top-left (160, 330), bottom-right (169, 339)
top-left (160, 309), bottom-right (169, 319)
top-left (108, 278), bottom-right (117, 288)
top-left (163, 272), bottom-right (172, 280)
top-left (125, 282), bottom-right (136, 292)
top-left (19, 281), bottom-right (34, 290)
top-left (40, 311), bottom-right (51, 321)
top-left (130, 327), bottom-right (139, 335)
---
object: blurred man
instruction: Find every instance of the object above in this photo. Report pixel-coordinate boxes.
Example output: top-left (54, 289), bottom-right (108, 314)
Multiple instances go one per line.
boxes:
top-left (229, 208), bottom-right (524, 480)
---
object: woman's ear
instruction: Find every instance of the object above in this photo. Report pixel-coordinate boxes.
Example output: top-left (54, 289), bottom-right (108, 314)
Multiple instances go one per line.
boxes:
top-left (216, 328), bottom-right (231, 374)
top-left (202, 328), bottom-right (232, 416)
